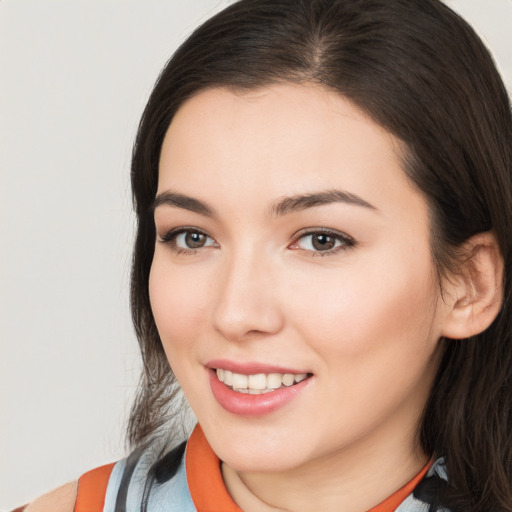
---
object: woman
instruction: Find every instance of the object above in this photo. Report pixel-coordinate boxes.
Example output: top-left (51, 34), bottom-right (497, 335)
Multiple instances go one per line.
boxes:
top-left (23, 0), bottom-right (512, 510)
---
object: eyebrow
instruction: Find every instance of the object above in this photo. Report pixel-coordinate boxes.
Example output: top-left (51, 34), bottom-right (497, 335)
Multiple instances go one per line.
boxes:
top-left (270, 189), bottom-right (377, 216)
top-left (152, 191), bottom-right (216, 217)
top-left (152, 188), bottom-right (377, 218)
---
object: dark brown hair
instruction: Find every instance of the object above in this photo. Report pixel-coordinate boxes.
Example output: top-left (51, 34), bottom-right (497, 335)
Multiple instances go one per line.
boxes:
top-left (128, 0), bottom-right (512, 509)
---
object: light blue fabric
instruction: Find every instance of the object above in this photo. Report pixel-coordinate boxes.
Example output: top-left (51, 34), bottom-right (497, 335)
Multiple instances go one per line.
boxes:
top-left (103, 444), bottom-right (447, 512)
top-left (103, 445), bottom-right (196, 512)
top-left (103, 458), bottom-right (127, 512)
top-left (146, 455), bottom-right (196, 512)
top-left (396, 458), bottom-right (449, 512)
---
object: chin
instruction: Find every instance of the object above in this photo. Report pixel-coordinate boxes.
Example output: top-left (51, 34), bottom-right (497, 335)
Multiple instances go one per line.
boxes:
top-left (206, 425), bottom-right (313, 473)
top-left (223, 449), bottom-right (307, 474)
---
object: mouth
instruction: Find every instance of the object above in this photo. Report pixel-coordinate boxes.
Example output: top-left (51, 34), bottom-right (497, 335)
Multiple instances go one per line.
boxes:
top-left (206, 360), bottom-right (313, 416)
top-left (215, 368), bottom-right (311, 394)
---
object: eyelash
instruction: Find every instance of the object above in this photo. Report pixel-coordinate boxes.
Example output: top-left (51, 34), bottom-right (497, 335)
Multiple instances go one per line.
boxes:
top-left (289, 228), bottom-right (356, 256)
top-left (157, 227), bottom-right (356, 256)
top-left (158, 227), bottom-right (217, 256)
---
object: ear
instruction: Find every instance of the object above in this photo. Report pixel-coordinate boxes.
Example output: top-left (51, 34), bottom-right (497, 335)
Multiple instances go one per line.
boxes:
top-left (441, 232), bottom-right (504, 340)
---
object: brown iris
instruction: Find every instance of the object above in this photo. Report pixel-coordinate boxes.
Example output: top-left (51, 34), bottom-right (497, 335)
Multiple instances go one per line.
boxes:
top-left (311, 233), bottom-right (336, 251)
top-left (185, 232), bottom-right (207, 248)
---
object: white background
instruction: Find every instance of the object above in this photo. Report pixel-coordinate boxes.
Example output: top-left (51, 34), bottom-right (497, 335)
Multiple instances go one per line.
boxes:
top-left (0, 1), bottom-right (511, 509)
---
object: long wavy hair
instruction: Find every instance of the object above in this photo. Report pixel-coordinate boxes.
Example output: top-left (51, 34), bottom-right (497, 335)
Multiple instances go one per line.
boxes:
top-left (127, 0), bottom-right (512, 509)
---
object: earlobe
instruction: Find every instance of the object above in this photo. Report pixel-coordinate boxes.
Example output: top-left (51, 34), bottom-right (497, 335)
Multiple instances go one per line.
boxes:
top-left (441, 232), bottom-right (504, 340)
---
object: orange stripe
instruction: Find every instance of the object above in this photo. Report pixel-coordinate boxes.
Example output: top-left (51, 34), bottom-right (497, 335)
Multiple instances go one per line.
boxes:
top-left (74, 462), bottom-right (116, 512)
top-left (367, 459), bottom-right (433, 512)
top-left (186, 425), bottom-right (242, 512)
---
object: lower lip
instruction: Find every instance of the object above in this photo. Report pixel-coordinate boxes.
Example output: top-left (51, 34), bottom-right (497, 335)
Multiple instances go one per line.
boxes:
top-left (209, 369), bottom-right (311, 417)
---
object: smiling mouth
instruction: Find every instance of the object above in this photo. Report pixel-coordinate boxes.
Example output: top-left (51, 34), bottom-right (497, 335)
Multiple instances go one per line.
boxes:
top-left (215, 369), bottom-right (311, 394)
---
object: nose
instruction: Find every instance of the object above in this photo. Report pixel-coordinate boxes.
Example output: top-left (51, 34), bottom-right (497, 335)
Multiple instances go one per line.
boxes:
top-left (211, 249), bottom-right (284, 342)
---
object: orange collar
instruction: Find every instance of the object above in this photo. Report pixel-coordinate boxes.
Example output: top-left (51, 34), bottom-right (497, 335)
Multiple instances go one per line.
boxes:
top-left (186, 425), bottom-right (431, 512)
top-left (368, 458), bottom-right (431, 512)
top-left (186, 425), bottom-right (242, 511)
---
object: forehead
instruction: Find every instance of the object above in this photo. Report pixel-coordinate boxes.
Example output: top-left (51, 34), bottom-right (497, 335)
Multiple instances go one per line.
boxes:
top-left (157, 83), bottom-right (419, 217)
top-left (162, 84), bottom-right (396, 159)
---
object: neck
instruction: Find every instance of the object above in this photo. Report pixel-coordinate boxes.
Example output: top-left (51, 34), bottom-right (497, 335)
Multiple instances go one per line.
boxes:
top-left (221, 422), bottom-right (429, 512)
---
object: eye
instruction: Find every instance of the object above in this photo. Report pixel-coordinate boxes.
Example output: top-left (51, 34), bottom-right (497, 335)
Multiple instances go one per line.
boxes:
top-left (290, 229), bottom-right (355, 255)
top-left (175, 231), bottom-right (213, 249)
top-left (158, 228), bottom-right (218, 253)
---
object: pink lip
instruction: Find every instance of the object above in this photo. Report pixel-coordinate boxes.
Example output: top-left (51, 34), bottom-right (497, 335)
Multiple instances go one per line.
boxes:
top-left (208, 368), bottom-right (312, 417)
top-left (206, 359), bottom-right (308, 375)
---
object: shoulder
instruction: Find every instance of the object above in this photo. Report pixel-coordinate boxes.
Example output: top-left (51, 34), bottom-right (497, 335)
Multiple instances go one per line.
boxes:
top-left (21, 460), bottom-right (118, 512)
top-left (24, 481), bottom-right (78, 512)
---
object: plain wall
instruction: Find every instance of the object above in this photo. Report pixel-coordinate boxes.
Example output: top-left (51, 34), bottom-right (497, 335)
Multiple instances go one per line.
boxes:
top-left (0, 0), bottom-right (510, 509)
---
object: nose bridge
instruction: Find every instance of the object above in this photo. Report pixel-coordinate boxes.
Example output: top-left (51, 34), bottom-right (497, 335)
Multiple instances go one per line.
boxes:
top-left (212, 243), bottom-right (283, 341)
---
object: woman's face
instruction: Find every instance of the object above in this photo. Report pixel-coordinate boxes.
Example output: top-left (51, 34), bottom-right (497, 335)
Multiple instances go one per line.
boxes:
top-left (149, 84), bottom-right (450, 473)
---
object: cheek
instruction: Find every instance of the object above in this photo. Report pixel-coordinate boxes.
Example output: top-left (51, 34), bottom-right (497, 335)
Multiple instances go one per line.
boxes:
top-left (148, 254), bottom-right (211, 353)
top-left (285, 251), bottom-right (440, 360)
top-left (282, 253), bottom-right (442, 440)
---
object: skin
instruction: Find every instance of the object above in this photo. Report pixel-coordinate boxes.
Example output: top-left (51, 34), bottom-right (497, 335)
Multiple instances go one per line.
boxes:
top-left (24, 482), bottom-right (77, 512)
top-left (149, 83), bottom-right (456, 512)
top-left (23, 83), bottom-right (504, 512)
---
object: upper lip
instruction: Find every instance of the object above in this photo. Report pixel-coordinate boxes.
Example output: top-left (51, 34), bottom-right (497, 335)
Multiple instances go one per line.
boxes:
top-left (206, 359), bottom-right (310, 375)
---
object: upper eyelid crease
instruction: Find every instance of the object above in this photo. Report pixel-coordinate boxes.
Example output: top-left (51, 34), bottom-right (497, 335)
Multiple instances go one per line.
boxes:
top-left (158, 227), bottom-right (211, 241)
top-left (152, 188), bottom-right (377, 219)
top-left (293, 230), bottom-right (356, 246)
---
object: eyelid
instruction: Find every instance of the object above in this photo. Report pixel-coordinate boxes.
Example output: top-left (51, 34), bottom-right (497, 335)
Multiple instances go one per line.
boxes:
top-left (157, 226), bottom-right (218, 252)
top-left (288, 227), bottom-right (356, 254)
top-left (156, 225), bottom-right (355, 256)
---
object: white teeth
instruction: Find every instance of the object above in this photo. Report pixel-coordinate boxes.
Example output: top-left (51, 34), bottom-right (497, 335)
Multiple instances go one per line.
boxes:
top-left (282, 373), bottom-right (295, 386)
top-left (224, 370), bottom-right (233, 386)
top-left (267, 373), bottom-right (283, 389)
top-left (234, 388), bottom-right (274, 394)
top-left (215, 369), bottom-right (310, 393)
top-left (248, 373), bottom-right (267, 390)
top-left (232, 373), bottom-right (248, 390)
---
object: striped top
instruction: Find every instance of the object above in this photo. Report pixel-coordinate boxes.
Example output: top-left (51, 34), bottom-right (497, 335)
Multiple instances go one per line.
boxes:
top-left (96, 424), bottom-right (450, 512)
